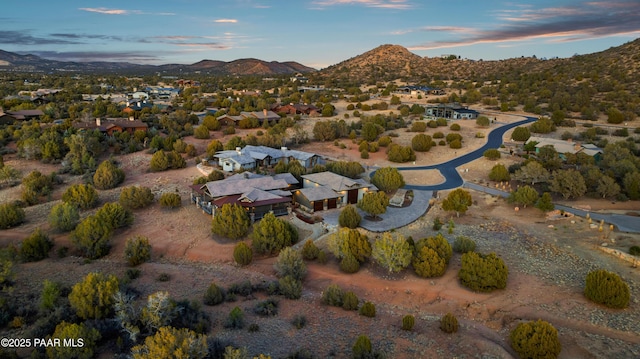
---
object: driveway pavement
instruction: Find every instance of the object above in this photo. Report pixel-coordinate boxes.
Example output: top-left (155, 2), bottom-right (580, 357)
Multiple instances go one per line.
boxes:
top-left (322, 189), bottom-right (433, 232)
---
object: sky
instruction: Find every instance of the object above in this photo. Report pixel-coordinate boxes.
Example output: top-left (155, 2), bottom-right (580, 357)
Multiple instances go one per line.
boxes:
top-left (1, 0), bottom-right (639, 69)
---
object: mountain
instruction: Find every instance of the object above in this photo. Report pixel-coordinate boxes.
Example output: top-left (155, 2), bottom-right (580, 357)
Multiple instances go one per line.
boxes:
top-left (0, 50), bottom-right (316, 75)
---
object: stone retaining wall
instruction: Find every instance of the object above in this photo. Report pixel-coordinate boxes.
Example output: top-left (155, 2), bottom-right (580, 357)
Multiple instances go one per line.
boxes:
top-left (598, 246), bottom-right (639, 268)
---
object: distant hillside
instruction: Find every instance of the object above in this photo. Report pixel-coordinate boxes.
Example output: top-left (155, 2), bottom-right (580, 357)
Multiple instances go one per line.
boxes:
top-left (0, 50), bottom-right (316, 75)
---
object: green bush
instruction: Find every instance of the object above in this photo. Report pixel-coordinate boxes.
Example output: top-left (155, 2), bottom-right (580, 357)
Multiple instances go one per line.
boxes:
top-left (459, 252), bottom-right (508, 292)
top-left (252, 212), bottom-right (298, 255)
top-left (339, 205), bottom-right (362, 228)
top-left (352, 335), bottom-right (372, 359)
top-left (317, 250), bottom-right (328, 264)
top-left (291, 315), bottom-right (307, 329)
top-left (124, 235), bottom-right (151, 266)
top-left (301, 239), bottom-right (320, 260)
top-left (359, 301), bottom-right (376, 317)
top-left (72, 215), bottom-right (113, 259)
top-left (203, 283), bottom-right (226, 306)
top-left (278, 275), bottom-right (302, 300)
top-left (40, 279), bottom-right (61, 311)
top-left (340, 254), bottom-right (361, 273)
top-left (69, 272), bottom-right (119, 319)
top-left (453, 236), bottom-right (476, 253)
top-left (0, 202), bottom-right (26, 229)
top-left (402, 314), bottom-right (415, 331)
top-left (20, 228), bottom-right (53, 262)
top-left (48, 202), bottom-right (79, 231)
top-left (584, 269), bottom-right (630, 309)
top-left (483, 149), bottom-right (501, 160)
top-left (95, 202), bottom-right (133, 229)
top-left (432, 217), bottom-right (443, 230)
top-left (510, 320), bottom-right (561, 359)
top-left (489, 164), bottom-right (511, 182)
top-left (93, 160), bottom-right (125, 190)
top-left (62, 184), bottom-right (99, 210)
top-left (412, 246), bottom-right (446, 278)
top-left (360, 149), bottom-right (369, 159)
top-left (629, 246), bottom-right (640, 256)
top-left (119, 186), bottom-right (154, 209)
top-left (411, 121), bottom-right (427, 132)
top-left (253, 298), bottom-right (278, 317)
top-left (433, 131), bottom-right (444, 139)
top-left (440, 312), bottom-right (458, 333)
top-left (322, 284), bottom-right (344, 307)
top-left (21, 170), bottom-right (58, 205)
top-left (211, 203), bottom-right (250, 240)
top-left (450, 123), bottom-right (461, 131)
top-left (224, 306), bottom-right (244, 329)
top-left (449, 139), bottom-right (462, 149)
top-left (416, 234), bottom-right (452, 264)
top-left (273, 247), bottom-right (307, 280)
top-left (159, 192), bottom-right (181, 208)
top-left (342, 291), bottom-right (359, 311)
top-left (233, 242), bottom-right (253, 266)
top-left (193, 125), bottom-right (210, 139)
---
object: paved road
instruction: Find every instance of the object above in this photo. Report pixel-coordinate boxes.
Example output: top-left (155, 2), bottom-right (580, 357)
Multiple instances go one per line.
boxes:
top-left (372, 116), bottom-right (537, 190)
top-left (464, 182), bottom-right (640, 234)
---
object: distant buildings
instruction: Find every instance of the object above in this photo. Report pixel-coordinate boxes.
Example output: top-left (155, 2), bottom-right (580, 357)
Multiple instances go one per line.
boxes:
top-left (0, 109), bottom-right (44, 124)
top-left (212, 145), bottom-right (321, 172)
top-left (72, 117), bottom-right (148, 135)
top-left (424, 103), bottom-right (479, 119)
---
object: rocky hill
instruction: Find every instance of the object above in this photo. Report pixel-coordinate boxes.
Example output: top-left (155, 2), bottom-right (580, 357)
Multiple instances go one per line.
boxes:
top-left (0, 50), bottom-right (316, 75)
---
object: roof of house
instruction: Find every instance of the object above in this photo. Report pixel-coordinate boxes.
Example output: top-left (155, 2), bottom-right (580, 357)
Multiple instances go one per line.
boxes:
top-left (284, 149), bottom-right (318, 161)
top-left (239, 188), bottom-right (284, 203)
top-left (225, 172), bottom-right (298, 185)
top-left (212, 194), bottom-right (290, 209)
top-left (301, 171), bottom-right (374, 192)
top-left (203, 177), bottom-right (290, 198)
top-left (454, 108), bottom-right (479, 114)
top-left (215, 146), bottom-right (317, 165)
top-left (272, 172), bottom-right (299, 185)
top-left (527, 136), bottom-right (602, 156)
top-left (225, 155), bottom-right (257, 166)
top-left (226, 172), bottom-right (264, 181)
top-left (298, 186), bottom-right (343, 202)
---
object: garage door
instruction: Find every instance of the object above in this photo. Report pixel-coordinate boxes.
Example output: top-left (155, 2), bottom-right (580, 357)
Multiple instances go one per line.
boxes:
top-left (313, 201), bottom-right (324, 212)
top-left (327, 198), bottom-right (337, 209)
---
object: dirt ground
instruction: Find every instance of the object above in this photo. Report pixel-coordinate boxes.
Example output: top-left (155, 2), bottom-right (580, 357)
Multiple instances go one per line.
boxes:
top-left (1, 104), bottom-right (639, 358)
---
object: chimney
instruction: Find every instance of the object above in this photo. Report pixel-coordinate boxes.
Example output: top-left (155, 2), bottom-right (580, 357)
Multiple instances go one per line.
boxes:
top-left (96, 118), bottom-right (101, 126)
top-left (129, 116), bottom-right (135, 122)
top-left (263, 108), bottom-right (268, 117)
top-left (281, 146), bottom-right (288, 151)
top-left (235, 147), bottom-right (241, 154)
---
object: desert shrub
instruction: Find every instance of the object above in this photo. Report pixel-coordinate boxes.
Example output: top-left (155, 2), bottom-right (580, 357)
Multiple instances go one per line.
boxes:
top-left (584, 269), bottom-right (630, 309)
top-left (489, 163), bottom-right (511, 181)
top-left (20, 228), bottom-right (53, 262)
top-left (359, 301), bottom-right (376, 317)
top-left (412, 246), bottom-right (446, 278)
top-left (47, 321), bottom-right (101, 359)
top-left (159, 192), bottom-right (181, 208)
top-left (360, 149), bottom-right (369, 159)
top-left (291, 315), bottom-right (307, 329)
top-left (40, 279), bottom-right (62, 311)
top-left (233, 242), bottom-right (253, 266)
top-left (93, 159), bottom-right (125, 190)
top-left (402, 314), bottom-right (415, 331)
top-left (322, 284), bottom-right (344, 307)
top-left (450, 123), bottom-right (461, 131)
top-left (0, 202), bottom-right (25, 229)
top-left (21, 170), bottom-right (58, 205)
top-left (72, 215), bottom-right (113, 259)
top-left (340, 254), bottom-right (361, 273)
top-left (328, 228), bottom-right (371, 264)
top-left (224, 306), bottom-right (245, 329)
top-left (352, 335), bottom-right (372, 359)
top-left (459, 252), bottom-right (508, 292)
top-left (193, 124), bottom-right (210, 139)
top-left (317, 250), bottom-right (328, 264)
top-left (278, 275), bottom-right (302, 299)
top-left (62, 183), bottom-right (99, 209)
top-left (483, 149), bottom-right (501, 160)
top-left (411, 121), bottom-right (427, 132)
top-left (119, 186), bottom-right (154, 209)
top-left (378, 136), bottom-right (392, 147)
top-left (411, 133), bottom-right (433, 152)
top-left (95, 202), bottom-right (133, 229)
top-left (131, 326), bottom-right (207, 359)
top-left (630, 246), bottom-right (640, 256)
top-left (211, 203), bottom-right (250, 240)
top-left (69, 272), bottom-right (119, 320)
top-left (387, 143), bottom-right (416, 163)
top-left (449, 139), bottom-right (462, 149)
top-left (432, 217), bottom-right (443, 230)
top-left (453, 236), bottom-right (476, 253)
top-left (48, 202), bottom-right (79, 232)
top-left (510, 320), bottom-right (561, 359)
top-left (274, 247), bottom-right (307, 280)
top-left (203, 283), bottom-right (226, 306)
top-left (511, 126), bottom-right (531, 141)
top-left (433, 131), bottom-right (444, 138)
top-left (339, 204), bottom-right (362, 228)
top-left (301, 240), bottom-right (320, 260)
top-left (227, 280), bottom-right (254, 297)
top-left (440, 313), bottom-right (458, 333)
top-left (342, 291), bottom-right (359, 311)
top-left (446, 133), bottom-right (462, 143)
top-left (416, 234), bottom-right (453, 264)
top-left (253, 298), bottom-right (278, 317)
top-left (124, 235), bottom-right (151, 266)
top-left (252, 212), bottom-right (298, 255)
top-left (157, 273), bottom-right (170, 282)
top-left (125, 268), bottom-right (141, 281)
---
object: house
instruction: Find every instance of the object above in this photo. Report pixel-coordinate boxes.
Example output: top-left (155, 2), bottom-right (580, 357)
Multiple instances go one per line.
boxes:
top-left (190, 174), bottom-right (295, 220)
top-left (0, 109), bottom-right (44, 124)
top-left (424, 103), bottom-right (479, 119)
top-left (213, 146), bottom-right (321, 172)
top-left (272, 103), bottom-right (320, 116)
top-left (293, 171), bottom-right (377, 212)
top-left (215, 109), bottom-right (280, 126)
top-left (72, 117), bottom-right (148, 135)
top-left (395, 86), bottom-right (444, 96)
top-left (526, 136), bottom-right (603, 160)
top-left (123, 99), bottom-right (154, 115)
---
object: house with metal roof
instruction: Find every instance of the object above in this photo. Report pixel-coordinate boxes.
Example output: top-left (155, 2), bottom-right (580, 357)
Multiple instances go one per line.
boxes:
top-left (213, 146), bottom-right (321, 172)
top-left (424, 103), bottom-right (479, 119)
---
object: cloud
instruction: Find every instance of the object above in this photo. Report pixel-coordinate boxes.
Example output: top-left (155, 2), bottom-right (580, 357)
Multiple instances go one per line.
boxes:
top-left (78, 7), bottom-right (175, 16)
top-left (0, 31), bottom-right (82, 45)
top-left (311, 0), bottom-right (413, 10)
top-left (214, 19), bottom-right (238, 23)
top-left (409, 1), bottom-right (640, 51)
top-left (79, 7), bottom-right (130, 15)
top-left (174, 43), bottom-right (230, 50)
top-left (50, 33), bottom-right (125, 41)
top-left (26, 50), bottom-right (162, 63)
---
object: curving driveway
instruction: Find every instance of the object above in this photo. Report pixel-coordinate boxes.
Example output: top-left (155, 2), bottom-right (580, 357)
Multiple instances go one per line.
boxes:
top-left (374, 116), bottom-right (537, 191)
